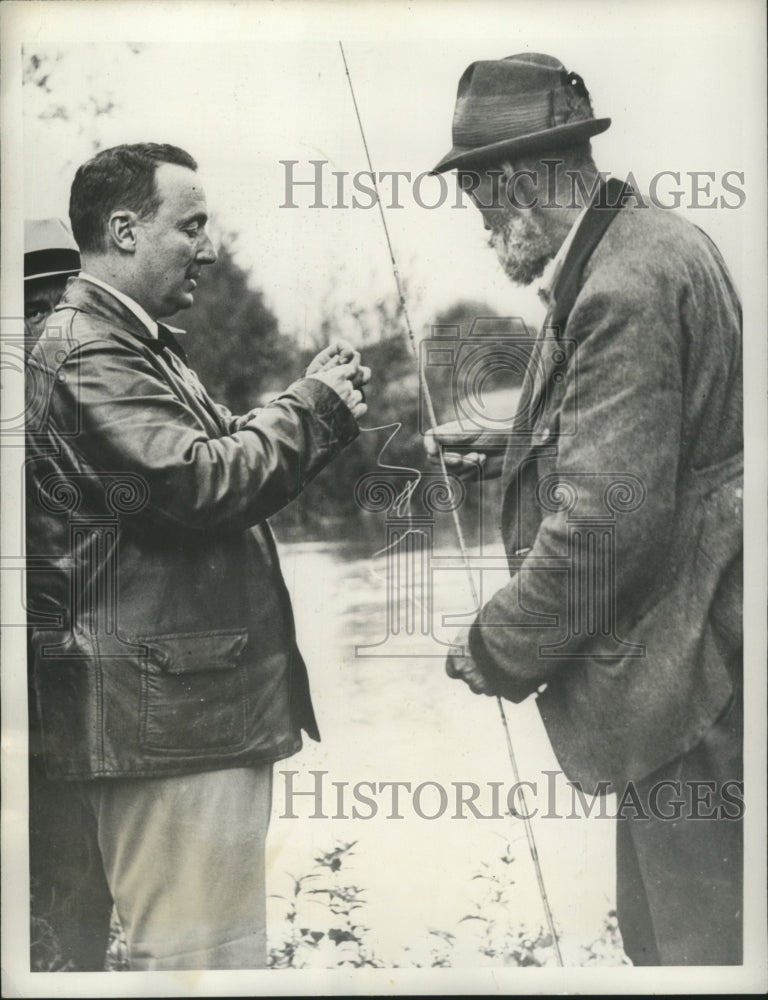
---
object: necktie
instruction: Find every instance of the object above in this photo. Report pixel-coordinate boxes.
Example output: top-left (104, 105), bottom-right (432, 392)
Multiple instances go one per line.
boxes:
top-left (152, 323), bottom-right (210, 403)
top-left (156, 323), bottom-right (189, 364)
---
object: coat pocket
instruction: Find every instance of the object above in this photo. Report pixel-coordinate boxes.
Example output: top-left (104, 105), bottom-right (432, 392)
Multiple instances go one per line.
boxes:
top-left (137, 629), bottom-right (248, 754)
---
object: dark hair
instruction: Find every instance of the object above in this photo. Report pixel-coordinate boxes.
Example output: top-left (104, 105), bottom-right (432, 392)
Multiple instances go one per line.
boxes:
top-left (69, 143), bottom-right (198, 254)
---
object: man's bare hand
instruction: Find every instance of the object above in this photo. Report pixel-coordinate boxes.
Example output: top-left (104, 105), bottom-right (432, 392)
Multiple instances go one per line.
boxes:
top-left (306, 339), bottom-right (371, 389)
top-left (308, 362), bottom-right (368, 421)
top-left (424, 420), bottom-right (487, 474)
top-left (445, 627), bottom-right (496, 695)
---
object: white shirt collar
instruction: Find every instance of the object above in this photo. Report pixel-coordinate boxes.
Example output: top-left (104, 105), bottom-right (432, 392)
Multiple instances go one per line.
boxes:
top-left (537, 201), bottom-right (591, 307)
top-left (78, 272), bottom-right (159, 338)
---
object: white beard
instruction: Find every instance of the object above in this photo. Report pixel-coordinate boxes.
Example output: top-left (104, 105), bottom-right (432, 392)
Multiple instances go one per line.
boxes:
top-left (488, 211), bottom-right (554, 287)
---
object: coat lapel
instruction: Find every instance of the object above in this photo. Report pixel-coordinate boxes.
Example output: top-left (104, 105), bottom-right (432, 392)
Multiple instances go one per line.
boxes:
top-left (501, 178), bottom-right (634, 488)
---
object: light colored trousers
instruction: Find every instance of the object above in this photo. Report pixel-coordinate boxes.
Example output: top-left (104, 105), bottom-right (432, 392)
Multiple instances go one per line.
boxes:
top-left (84, 764), bottom-right (273, 970)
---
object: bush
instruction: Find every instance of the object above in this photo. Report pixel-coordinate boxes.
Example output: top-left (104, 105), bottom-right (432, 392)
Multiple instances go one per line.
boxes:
top-left (34, 837), bottom-right (629, 970)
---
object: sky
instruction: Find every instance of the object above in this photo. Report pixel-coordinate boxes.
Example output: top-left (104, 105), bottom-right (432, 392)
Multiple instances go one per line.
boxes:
top-left (18, 0), bottom-right (763, 345)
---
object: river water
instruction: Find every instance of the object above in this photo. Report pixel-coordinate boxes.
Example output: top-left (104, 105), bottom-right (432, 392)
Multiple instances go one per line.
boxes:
top-left (267, 539), bottom-right (624, 968)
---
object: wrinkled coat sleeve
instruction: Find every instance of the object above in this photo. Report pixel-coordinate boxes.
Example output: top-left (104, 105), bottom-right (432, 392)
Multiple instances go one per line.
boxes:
top-left (469, 264), bottom-right (683, 700)
top-left (48, 337), bottom-right (358, 533)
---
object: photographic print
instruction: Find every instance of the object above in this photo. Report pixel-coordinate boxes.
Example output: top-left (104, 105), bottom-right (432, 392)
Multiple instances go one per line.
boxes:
top-left (1, 0), bottom-right (766, 995)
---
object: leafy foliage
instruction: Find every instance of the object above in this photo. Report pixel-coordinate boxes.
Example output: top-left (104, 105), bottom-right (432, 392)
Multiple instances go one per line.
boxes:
top-left (270, 295), bottom-right (507, 541)
top-left (267, 837), bottom-right (630, 969)
top-left (167, 236), bottom-right (295, 416)
top-left (269, 842), bottom-right (382, 969)
top-left (104, 909), bottom-right (129, 972)
top-left (29, 880), bottom-right (75, 973)
top-left (35, 837), bottom-right (629, 971)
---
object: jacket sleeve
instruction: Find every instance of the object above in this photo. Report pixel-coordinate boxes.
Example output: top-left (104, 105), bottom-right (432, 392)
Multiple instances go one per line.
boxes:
top-left (469, 266), bottom-right (684, 701)
top-left (214, 401), bottom-right (265, 433)
top-left (48, 337), bottom-right (359, 533)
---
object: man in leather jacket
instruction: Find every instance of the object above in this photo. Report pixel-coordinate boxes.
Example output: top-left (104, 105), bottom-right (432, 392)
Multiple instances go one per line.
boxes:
top-left (25, 142), bottom-right (370, 970)
top-left (425, 54), bottom-right (743, 965)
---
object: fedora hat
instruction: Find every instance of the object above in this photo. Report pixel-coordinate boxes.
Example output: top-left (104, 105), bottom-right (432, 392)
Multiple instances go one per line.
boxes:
top-left (432, 52), bottom-right (610, 174)
top-left (24, 217), bottom-right (80, 281)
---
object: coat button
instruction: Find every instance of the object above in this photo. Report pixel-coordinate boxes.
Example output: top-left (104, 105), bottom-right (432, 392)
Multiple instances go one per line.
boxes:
top-left (540, 427), bottom-right (551, 442)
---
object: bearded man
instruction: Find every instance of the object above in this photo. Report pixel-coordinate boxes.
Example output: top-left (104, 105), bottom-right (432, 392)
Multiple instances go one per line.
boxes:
top-left (426, 53), bottom-right (743, 966)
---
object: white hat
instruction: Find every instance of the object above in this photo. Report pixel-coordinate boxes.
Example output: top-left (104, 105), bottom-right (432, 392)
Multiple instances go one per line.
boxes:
top-left (24, 218), bottom-right (80, 281)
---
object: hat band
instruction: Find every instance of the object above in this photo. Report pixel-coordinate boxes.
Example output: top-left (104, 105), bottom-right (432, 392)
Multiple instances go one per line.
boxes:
top-left (453, 89), bottom-right (554, 148)
top-left (24, 248), bottom-right (81, 279)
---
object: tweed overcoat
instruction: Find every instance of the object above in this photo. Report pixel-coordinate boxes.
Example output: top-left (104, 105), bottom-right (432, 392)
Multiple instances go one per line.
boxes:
top-left (469, 187), bottom-right (743, 793)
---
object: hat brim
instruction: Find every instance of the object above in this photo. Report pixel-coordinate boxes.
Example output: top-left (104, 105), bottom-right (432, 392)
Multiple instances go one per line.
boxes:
top-left (430, 117), bottom-right (611, 175)
top-left (24, 268), bottom-right (80, 282)
top-left (25, 247), bottom-right (81, 281)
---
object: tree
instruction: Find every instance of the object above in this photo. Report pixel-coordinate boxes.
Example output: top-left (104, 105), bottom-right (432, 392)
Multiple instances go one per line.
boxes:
top-left (23, 45), bottom-right (146, 170)
top-left (167, 236), bottom-right (294, 415)
top-left (271, 292), bottom-right (503, 543)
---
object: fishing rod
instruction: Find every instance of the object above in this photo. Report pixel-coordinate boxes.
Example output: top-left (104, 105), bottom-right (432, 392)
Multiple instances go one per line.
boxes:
top-left (338, 41), bottom-right (564, 966)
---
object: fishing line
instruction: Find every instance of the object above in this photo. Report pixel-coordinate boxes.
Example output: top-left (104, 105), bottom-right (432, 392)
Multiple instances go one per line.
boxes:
top-left (352, 419), bottom-right (428, 608)
top-left (339, 41), bottom-right (564, 966)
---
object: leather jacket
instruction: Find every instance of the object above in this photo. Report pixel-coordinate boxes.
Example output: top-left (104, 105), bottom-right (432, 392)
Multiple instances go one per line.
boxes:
top-left (25, 278), bottom-right (359, 779)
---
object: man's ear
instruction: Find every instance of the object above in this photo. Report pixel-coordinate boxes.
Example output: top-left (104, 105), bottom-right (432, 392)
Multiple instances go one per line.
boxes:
top-left (107, 210), bottom-right (139, 253)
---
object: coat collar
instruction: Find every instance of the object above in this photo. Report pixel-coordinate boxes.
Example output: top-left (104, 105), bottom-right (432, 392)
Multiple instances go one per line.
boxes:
top-left (78, 272), bottom-right (159, 338)
top-left (537, 201), bottom-right (591, 308)
top-left (545, 177), bottom-right (635, 335)
top-left (502, 177), bottom-right (634, 487)
top-left (54, 276), bottom-right (189, 362)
